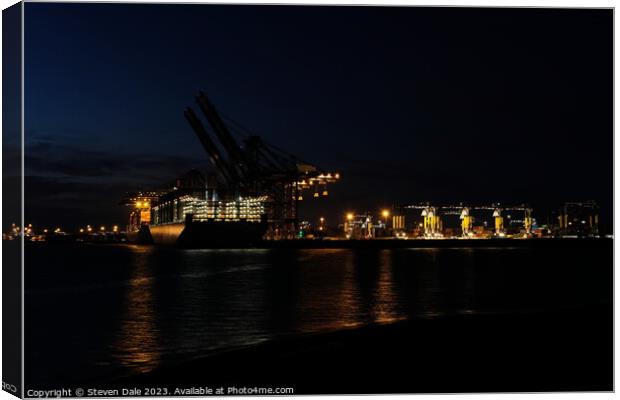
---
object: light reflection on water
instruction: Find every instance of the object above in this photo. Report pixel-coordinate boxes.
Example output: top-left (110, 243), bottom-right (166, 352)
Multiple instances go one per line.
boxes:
top-left (110, 248), bottom-right (161, 374)
top-left (25, 243), bottom-right (610, 385)
top-left (373, 250), bottom-right (403, 324)
top-left (108, 246), bottom-right (476, 374)
top-left (108, 247), bottom-right (415, 374)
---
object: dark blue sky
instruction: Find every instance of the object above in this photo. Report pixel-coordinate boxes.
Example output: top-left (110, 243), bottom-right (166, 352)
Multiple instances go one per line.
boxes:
top-left (21, 4), bottom-right (612, 230)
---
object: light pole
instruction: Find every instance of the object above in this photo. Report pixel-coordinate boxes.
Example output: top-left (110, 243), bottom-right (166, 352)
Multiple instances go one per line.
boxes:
top-left (381, 209), bottom-right (390, 236)
top-left (345, 213), bottom-right (354, 238)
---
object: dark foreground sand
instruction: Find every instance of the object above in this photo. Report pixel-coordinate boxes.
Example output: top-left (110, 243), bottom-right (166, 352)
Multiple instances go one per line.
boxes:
top-left (116, 304), bottom-right (612, 394)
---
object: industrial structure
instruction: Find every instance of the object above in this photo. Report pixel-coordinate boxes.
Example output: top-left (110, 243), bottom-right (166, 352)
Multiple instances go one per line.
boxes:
top-left (556, 201), bottom-right (600, 238)
top-left (123, 191), bottom-right (162, 242)
top-left (343, 213), bottom-right (388, 240)
top-left (109, 94), bottom-right (603, 246)
top-left (123, 92), bottom-right (340, 245)
top-left (383, 203), bottom-right (537, 239)
top-left (8, 200), bottom-right (603, 243)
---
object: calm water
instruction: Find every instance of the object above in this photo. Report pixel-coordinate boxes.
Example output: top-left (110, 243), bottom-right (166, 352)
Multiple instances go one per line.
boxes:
top-left (25, 243), bottom-right (611, 386)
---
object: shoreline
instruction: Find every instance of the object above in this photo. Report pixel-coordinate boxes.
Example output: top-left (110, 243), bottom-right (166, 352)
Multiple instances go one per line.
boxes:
top-left (22, 237), bottom-right (613, 249)
top-left (256, 237), bottom-right (612, 249)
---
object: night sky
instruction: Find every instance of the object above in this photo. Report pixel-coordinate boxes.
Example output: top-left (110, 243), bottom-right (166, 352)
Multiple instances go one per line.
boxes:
top-left (18, 4), bottom-right (612, 231)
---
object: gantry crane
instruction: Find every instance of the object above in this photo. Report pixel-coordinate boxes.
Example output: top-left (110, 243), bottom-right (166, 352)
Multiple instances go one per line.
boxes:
top-left (405, 204), bottom-right (443, 237)
top-left (404, 203), bottom-right (534, 237)
top-left (184, 92), bottom-right (340, 238)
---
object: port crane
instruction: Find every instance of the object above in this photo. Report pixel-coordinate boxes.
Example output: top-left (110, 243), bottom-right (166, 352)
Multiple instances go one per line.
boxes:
top-left (403, 203), bottom-right (533, 237)
top-left (184, 92), bottom-right (339, 238)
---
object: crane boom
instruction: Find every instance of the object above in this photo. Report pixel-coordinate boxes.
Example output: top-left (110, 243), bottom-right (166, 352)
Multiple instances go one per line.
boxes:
top-left (196, 92), bottom-right (248, 182)
top-left (184, 108), bottom-right (239, 186)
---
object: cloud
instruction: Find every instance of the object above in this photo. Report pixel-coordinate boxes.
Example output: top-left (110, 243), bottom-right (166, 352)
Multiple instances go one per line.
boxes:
top-left (21, 139), bottom-right (211, 228)
top-left (25, 140), bottom-right (209, 184)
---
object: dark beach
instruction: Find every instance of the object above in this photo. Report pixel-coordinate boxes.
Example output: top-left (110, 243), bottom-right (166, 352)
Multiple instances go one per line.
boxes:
top-left (115, 303), bottom-right (612, 394)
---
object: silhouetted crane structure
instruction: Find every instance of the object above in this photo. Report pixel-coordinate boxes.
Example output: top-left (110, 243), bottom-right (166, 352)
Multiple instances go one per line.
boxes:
top-left (184, 92), bottom-right (339, 239)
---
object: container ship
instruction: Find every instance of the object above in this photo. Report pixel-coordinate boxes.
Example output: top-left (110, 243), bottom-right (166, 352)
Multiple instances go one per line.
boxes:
top-left (125, 170), bottom-right (269, 247)
top-left (123, 92), bottom-right (339, 247)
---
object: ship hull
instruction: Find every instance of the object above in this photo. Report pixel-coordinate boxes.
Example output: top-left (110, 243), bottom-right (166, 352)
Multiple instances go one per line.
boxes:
top-left (126, 225), bottom-right (154, 244)
top-left (149, 220), bottom-right (267, 248)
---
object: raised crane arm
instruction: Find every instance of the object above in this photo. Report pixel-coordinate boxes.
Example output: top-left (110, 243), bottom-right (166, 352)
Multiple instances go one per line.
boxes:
top-left (195, 92), bottom-right (249, 182)
top-left (184, 107), bottom-right (239, 186)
